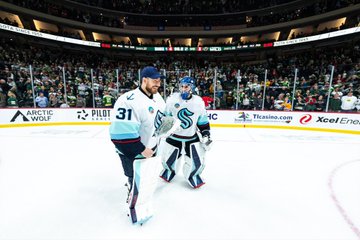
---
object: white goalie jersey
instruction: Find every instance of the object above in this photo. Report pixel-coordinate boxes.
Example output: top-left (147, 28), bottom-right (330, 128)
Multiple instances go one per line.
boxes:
top-left (109, 88), bottom-right (165, 158)
top-left (164, 92), bottom-right (209, 137)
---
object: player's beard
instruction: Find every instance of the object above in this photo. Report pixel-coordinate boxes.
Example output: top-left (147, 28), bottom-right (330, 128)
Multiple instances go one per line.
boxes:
top-left (145, 83), bottom-right (159, 95)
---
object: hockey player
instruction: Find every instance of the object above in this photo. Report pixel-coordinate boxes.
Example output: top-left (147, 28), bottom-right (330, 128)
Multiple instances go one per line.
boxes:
top-left (160, 76), bottom-right (212, 188)
top-left (109, 66), bottom-right (166, 224)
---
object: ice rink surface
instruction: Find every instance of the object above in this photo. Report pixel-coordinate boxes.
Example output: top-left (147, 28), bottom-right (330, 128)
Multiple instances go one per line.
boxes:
top-left (0, 125), bottom-right (359, 240)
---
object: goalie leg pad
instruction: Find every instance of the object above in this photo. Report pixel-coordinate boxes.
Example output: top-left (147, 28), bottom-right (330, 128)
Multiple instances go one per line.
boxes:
top-left (183, 142), bottom-right (206, 188)
top-left (159, 140), bottom-right (181, 182)
top-left (128, 156), bottom-right (161, 224)
top-left (160, 149), bottom-right (178, 182)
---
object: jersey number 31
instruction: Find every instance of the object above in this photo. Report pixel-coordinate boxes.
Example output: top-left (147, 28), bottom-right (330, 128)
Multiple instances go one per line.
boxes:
top-left (116, 108), bottom-right (132, 120)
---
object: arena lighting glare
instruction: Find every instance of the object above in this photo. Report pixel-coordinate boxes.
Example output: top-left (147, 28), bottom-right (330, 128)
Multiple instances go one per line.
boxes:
top-left (0, 23), bottom-right (101, 47)
top-left (0, 23), bottom-right (359, 51)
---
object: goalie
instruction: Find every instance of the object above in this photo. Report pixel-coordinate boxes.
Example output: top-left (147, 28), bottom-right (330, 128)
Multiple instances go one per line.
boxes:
top-left (109, 66), bottom-right (166, 224)
top-left (160, 76), bottom-right (212, 188)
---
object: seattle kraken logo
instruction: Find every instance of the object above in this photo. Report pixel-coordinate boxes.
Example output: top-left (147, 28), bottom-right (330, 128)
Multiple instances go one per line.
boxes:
top-left (177, 108), bottom-right (194, 129)
top-left (154, 110), bottom-right (165, 130)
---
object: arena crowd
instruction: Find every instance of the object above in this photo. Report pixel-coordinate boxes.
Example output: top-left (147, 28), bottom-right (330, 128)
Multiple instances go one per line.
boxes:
top-left (0, 37), bottom-right (359, 112)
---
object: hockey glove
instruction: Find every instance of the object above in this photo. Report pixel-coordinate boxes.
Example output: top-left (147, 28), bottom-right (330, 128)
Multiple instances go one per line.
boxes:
top-left (156, 116), bottom-right (181, 138)
top-left (199, 130), bottom-right (213, 151)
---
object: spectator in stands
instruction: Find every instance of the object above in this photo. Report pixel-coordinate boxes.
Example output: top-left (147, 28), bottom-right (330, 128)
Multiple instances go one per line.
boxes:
top-left (0, 78), bottom-right (11, 107)
top-left (263, 95), bottom-right (274, 110)
top-left (331, 87), bottom-right (343, 97)
top-left (305, 94), bottom-right (317, 111)
top-left (356, 96), bottom-right (360, 112)
top-left (7, 91), bottom-right (18, 108)
top-left (215, 80), bottom-right (224, 98)
top-left (35, 91), bottom-right (49, 108)
top-left (328, 93), bottom-right (342, 112)
top-left (103, 90), bottom-right (114, 108)
top-left (85, 90), bottom-right (94, 107)
top-left (253, 93), bottom-right (263, 110)
top-left (274, 93), bottom-right (285, 110)
top-left (242, 94), bottom-right (250, 110)
top-left (315, 95), bottom-right (326, 111)
top-left (281, 96), bottom-right (292, 111)
top-left (48, 87), bottom-right (57, 99)
top-left (54, 91), bottom-right (63, 107)
top-left (293, 95), bottom-right (306, 111)
top-left (225, 91), bottom-right (235, 109)
top-left (60, 102), bottom-right (70, 108)
top-left (39, 85), bottom-right (49, 99)
top-left (267, 87), bottom-right (278, 99)
top-left (76, 94), bottom-right (86, 108)
top-left (214, 96), bottom-right (221, 109)
top-left (49, 93), bottom-right (58, 107)
top-left (23, 89), bottom-right (34, 107)
top-left (201, 91), bottom-right (214, 110)
top-left (67, 91), bottom-right (77, 107)
top-left (299, 77), bottom-right (309, 90)
top-left (341, 91), bottom-right (357, 112)
top-left (94, 92), bottom-right (103, 107)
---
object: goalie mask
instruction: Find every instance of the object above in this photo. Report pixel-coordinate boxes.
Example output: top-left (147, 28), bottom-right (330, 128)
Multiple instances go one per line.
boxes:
top-left (179, 77), bottom-right (196, 100)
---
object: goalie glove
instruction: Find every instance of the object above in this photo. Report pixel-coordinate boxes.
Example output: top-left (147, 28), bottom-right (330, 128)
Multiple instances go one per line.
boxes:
top-left (199, 130), bottom-right (213, 151)
top-left (156, 116), bottom-right (181, 138)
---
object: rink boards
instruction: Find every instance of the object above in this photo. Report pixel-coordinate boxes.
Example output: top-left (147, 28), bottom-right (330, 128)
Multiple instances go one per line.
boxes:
top-left (0, 108), bottom-right (359, 135)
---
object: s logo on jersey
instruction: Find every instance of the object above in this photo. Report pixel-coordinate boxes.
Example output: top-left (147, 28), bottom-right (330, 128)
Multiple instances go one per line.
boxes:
top-left (154, 110), bottom-right (165, 130)
top-left (177, 108), bottom-right (194, 129)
